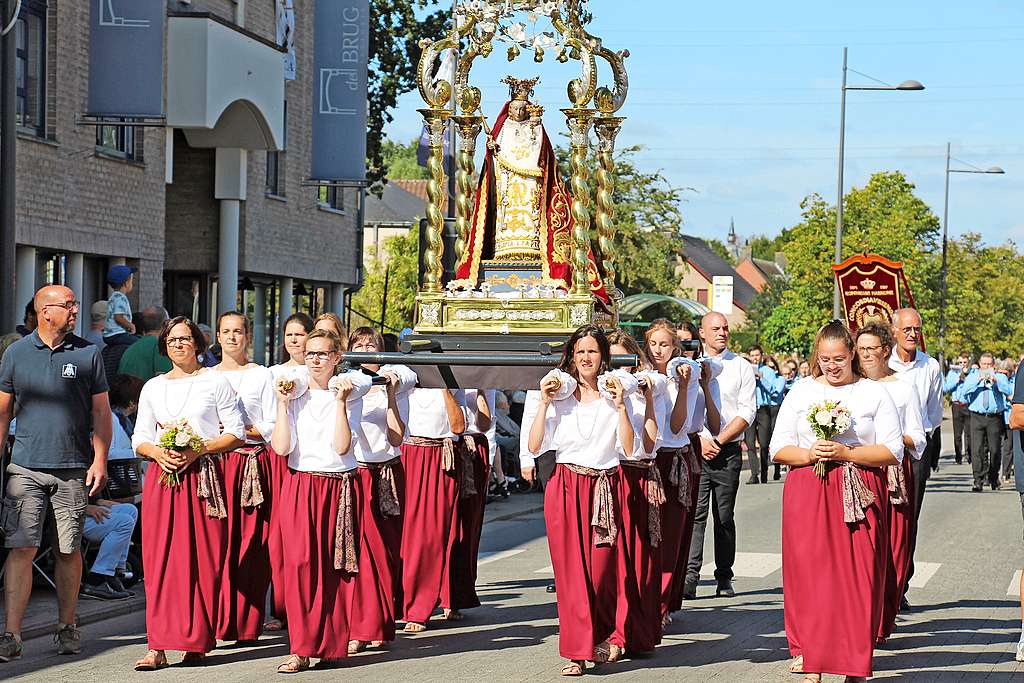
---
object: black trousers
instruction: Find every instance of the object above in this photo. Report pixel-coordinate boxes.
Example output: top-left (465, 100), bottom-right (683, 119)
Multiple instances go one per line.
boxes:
top-left (686, 441), bottom-right (742, 584)
top-left (744, 406), bottom-right (780, 482)
top-left (1002, 427), bottom-right (1015, 480)
top-left (904, 430), bottom-right (934, 594)
top-left (951, 402), bottom-right (972, 463)
top-left (970, 412), bottom-right (1004, 487)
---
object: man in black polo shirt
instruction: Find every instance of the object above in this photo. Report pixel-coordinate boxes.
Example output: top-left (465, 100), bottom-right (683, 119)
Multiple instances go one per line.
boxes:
top-left (0, 285), bottom-right (111, 662)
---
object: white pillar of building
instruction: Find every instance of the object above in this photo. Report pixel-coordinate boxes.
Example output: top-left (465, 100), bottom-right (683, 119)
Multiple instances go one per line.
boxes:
top-left (15, 246), bottom-right (37, 321)
top-left (331, 283), bottom-right (345, 318)
top-left (214, 148), bottom-right (247, 318)
top-left (67, 252), bottom-right (84, 335)
top-left (253, 284), bottom-right (266, 366)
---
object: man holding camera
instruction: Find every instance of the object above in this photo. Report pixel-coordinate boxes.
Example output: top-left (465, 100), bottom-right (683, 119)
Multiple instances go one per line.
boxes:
top-left (944, 352), bottom-right (973, 465)
top-left (963, 352), bottom-right (1014, 491)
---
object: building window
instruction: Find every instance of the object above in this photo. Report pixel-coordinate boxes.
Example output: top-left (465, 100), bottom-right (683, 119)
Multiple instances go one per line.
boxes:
top-left (96, 120), bottom-right (141, 161)
top-left (697, 288), bottom-right (708, 306)
top-left (318, 186), bottom-right (344, 211)
top-left (266, 101), bottom-right (287, 196)
top-left (15, 0), bottom-right (46, 137)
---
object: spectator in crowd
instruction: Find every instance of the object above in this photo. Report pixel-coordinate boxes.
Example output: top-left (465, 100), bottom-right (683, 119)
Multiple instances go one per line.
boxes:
top-left (494, 391), bottom-right (521, 478)
top-left (744, 345), bottom-right (785, 484)
top-left (117, 307), bottom-right (171, 381)
top-left (197, 323), bottom-right (219, 367)
top-left (0, 285), bottom-right (111, 661)
top-left (0, 333), bottom-right (19, 361)
top-left (382, 333), bottom-right (399, 353)
top-left (103, 265), bottom-right (138, 346)
top-left (962, 352), bottom-right (1013, 492)
top-left (781, 359), bottom-right (799, 396)
top-left (944, 352), bottom-right (973, 465)
top-left (80, 496), bottom-right (138, 601)
top-left (797, 360), bottom-right (811, 378)
top-left (15, 300), bottom-right (36, 337)
top-left (84, 301), bottom-right (108, 352)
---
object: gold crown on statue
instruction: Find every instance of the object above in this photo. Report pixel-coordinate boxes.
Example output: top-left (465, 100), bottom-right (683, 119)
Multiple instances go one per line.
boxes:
top-left (526, 102), bottom-right (545, 118)
top-left (502, 75), bottom-right (540, 101)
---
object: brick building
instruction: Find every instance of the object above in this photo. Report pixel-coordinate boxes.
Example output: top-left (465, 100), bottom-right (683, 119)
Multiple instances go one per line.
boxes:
top-left (10, 0), bottom-right (362, 364)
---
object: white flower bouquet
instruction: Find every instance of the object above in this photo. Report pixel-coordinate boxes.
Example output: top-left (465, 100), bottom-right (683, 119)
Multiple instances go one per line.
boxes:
top-left (156, 418), bottom-right (204, 487)
top-left (806, 400), bottom-right (852, 478)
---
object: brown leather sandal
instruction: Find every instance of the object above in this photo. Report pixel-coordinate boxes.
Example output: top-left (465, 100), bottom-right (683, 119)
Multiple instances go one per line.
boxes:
top-left (789, 655), bottom-right (804, 673)
top-left (180, 652), bottom-right (206, 666)
top-left (403, 621), bottom-right (427, 633)
top-left (607, 643), bottom-right (623, 662)
top-left (276, 654), bottom-right (310, 674)
top-left (263, 618), bottom-right (286, 632)
top-left (348, 640), bottom-right (367, 654)
top-left (560, 660), bottom-right (584, 676)
top-left (442, 608), bottom-right (464, 621)
top-left (133, 649), bottom-right (168, 671)
top-left (592, 640), bottom-right (611, 664)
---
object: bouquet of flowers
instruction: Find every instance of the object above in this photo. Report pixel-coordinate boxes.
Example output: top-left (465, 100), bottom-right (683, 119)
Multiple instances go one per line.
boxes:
top-left (807, 400), bottom-right (852, 478)
top-left (156, 419), bottom-right (204, 487)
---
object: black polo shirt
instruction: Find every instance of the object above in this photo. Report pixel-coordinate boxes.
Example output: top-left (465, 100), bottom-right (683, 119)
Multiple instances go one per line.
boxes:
top-left (0, 330), bottom-right (109, 469)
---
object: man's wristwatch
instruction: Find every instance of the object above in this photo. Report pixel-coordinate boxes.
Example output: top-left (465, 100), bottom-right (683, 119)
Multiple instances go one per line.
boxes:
top-left (713, 438), bottom-right (723, 449)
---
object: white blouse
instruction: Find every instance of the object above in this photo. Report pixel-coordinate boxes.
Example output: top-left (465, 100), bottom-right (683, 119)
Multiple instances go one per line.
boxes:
top-left (656, 371), bottom-right (698, 448)
top-left (880, 376), bottom-right (927, 461)
top-left (132, 371), bottom-right (245, 452)
top-left (621, 392), bottom-right (655, 461)
top-left (217, 365), bottom-right (277, 444)
top-left (768, 378), bottom-right (904, 464)
top-left (519, 390), bottom-right (550, 471)
top-left (538, 396), bottom-right (634, 470)
top-left (463, 389), bottom-right (497, 435)
top-left (405, 388), bottom-right (466, 439)
top-left (269, 362), bottom-right (309, 382)
top-left (279, 389), bottom-right (362, 473)
top-left (353, 365), bottom-right (417, 464)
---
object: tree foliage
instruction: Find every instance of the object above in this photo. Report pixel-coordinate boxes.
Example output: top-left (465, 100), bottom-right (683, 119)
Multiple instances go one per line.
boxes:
top-left (381, 138), bottom-right (430, 180)
top-left (350, 230), bottom-right (421, 332)
top-left (705, 239), bottom-right (736, 266)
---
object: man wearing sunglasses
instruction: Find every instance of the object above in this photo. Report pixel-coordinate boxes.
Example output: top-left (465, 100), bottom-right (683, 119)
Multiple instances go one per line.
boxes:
top-left (0, 285), bottom-right (112, 662)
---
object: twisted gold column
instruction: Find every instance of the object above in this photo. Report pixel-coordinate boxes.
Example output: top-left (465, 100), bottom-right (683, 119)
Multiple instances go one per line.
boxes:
top-left (450, 115), bottom-right (482, 268)
top-left (593, 116), bottom-right (624, 296)
top-left (417, 108), bottom-right (451, 293)
top-left (562, 108), bottom-right (595, 296)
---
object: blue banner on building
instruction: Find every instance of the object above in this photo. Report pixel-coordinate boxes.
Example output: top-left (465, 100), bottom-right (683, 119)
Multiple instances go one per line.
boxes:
top-left (311, 0), bottom-right (370, 182)
top-left (87, 0), bottom-right (165, 117)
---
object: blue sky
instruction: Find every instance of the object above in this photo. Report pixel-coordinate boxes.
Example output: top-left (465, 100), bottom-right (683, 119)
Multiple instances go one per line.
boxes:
top-left (384, 1), bottom-right (1024, 247)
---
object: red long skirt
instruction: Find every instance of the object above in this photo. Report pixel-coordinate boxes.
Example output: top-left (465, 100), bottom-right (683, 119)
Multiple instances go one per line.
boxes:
top-left (279, 470), bottom-right (358, 660)
top-left (451, 436), bottom-right (490, 610)
top-left (879, 456), bottom-right (916, 641)
top-left (782, 464), bottom-right (889, 678)
top-left (400, 441), bottom-right (461, 624)
top-left (264, 447), bottom-right (292, 621)
top-left (655, 446), bottom-right (690, 618)
top-left (349, 462), bottom-right (405, 643)
top-left (142, 460), bottom-right (226, 653)
top-left (545, 464), bottom-right (620, 661)
top-left (216, 448), bottom-right (271, 642)
top-left (611, 463), bottom-right (661, 653)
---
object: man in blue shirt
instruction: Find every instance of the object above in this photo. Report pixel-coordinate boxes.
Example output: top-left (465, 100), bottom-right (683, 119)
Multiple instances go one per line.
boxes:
top-left (962, 352), bottom-right (1014, 492)
top-left (743, 345), bottom-right (786, 484)
top-left (943, 352), bottom-right (973, 465)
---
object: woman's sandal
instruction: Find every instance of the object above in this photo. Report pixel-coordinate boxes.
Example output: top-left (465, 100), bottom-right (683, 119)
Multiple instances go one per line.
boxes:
top-left (662, 614), bottom-right (674, 628)
top-left (560, 660), bottom-right (585, 676)
top-left (180, 652), bottom-right (206, 666)
top-left (789, 655), bottom-right (804, 673)
top-left (348, 640), bottom-right (367, 654)
top-left (591, 641), bottom-right (611, 664)
top-left (403, 621), bottom-right (427, 633)
top-left (442, 608), bottom-right (464, 621)
top-left (369, 640), bottom-right (385, 648)
top-left (276, 654), bottom-right (310, 674)
top-left (133, 649), bottom-right (168, 671)
top-left (263, 618), bottom-right (286, 632)
top-left (843, 678), bottom-right (867, 683)
top-left (802, 675), bottom-right (821, 683)
top-left (607, 644), bottom-right (624, 662)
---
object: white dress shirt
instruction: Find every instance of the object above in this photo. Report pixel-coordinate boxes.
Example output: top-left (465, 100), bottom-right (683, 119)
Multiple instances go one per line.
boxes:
top-left (218, 365), bottom-right (277, 444)
top-left (519, 390), bottom-right (550, 471)
top-left (888, 348), bottom-right (943, 433)
top-left (702, 349), bottom-right (756, 443)
top-left (405, 388), bottom-right (466, 439)
top-left (880, 376), bottom-right (927, 460)
top-left (132, 371), bottom-right (245, 451)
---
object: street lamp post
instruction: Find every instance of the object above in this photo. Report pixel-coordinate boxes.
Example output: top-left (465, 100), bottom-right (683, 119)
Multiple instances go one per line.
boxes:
top-left (937, 142), bottom-right (1004, 368)
top-left (833, 47), bottom-right (924, 320)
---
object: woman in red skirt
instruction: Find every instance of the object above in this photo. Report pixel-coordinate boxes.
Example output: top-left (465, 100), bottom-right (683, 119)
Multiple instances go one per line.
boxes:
top-left (769, 321), bottom-right (903, 683)
top-left (212, 311), bottom-right (276, 644)
top-left (605, 330), bottom-right (660, 659)
top-left (524, 324), bottom-right (635, 677)
top-left (347, 326), bottom-right (416, 653)
top-left (400, 385), bottom-right (467, 632)
top-left (269, 329), bottom-right (371, 672)
top-left (854, 322), bottom-right (926, 643)
top-left (131, 316), bottom-right (245, 670)
top-left (265, 312), bottom-right (314, 632)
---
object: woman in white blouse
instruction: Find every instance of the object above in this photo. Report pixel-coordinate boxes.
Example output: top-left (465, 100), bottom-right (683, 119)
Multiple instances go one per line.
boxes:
top-left (400, 381), bottom-right (467, 632)
top-left (346, 326), bottom-right (415, 653)
top-left (525, 324), bottom-right (635, 677)
top-left (211, 311), bottom-right (277, 644)
top-left (269, 329), bottom-right (369, 673)
top-left (265, 311), bottom-right (313, 632)
top-left (769, 321), bottom-right (903, 683)
top-left (854, 321), bottom-right (926, 643)
top-left (606, 329), bottom-right (660, 659)
top-left (131, 317), bottom-right (245, 671)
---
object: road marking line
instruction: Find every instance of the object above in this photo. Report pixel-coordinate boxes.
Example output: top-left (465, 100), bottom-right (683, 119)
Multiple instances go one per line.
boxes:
top-left (1008, 570), bottom-right (1022, 597)
top-left (477, 548), bottom-right (527, 566)
top-left (907, 562), bottom-right (941, 589)
top-left (535, 564), bottom-right (553, 574)
top-left (700, 552), bottom-right (782, 579)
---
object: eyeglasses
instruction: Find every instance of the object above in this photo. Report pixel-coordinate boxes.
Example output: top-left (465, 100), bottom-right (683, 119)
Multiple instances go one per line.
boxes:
top-left (165, 336), bottom-right (195, 347)
top-left (304, 351), bottom-right (334, 362)
top-left (857, 345), bottom-right (884, 354)
top-left (897, 327), bottom-right (922, 335)
top-left (43, 300), bottom-right (80, 312)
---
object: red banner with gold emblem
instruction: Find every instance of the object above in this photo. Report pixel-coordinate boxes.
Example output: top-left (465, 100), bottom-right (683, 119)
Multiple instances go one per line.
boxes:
top-left (832, 254), bottom-right (917, 335)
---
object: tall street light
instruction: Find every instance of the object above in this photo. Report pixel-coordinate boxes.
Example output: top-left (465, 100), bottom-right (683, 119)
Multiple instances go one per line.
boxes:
top-left (833, 47), bottom-right (924, 319)
top-left (937, 142), bottom-right (1005, 368)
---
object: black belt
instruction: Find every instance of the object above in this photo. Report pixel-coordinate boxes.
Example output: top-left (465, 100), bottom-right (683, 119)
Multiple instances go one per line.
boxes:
top-left (969, 411), bottom-right (1002, 417)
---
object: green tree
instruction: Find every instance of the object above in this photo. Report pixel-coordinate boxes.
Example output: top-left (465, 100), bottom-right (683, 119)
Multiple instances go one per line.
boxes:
top-left (758, 171), bottom-right (940, 355)
top-left (705, 239), bottom-right (736, 266)
top-left (748, 232), bottom-right (790, 261)
top-left (382, 138), bottom-right (429, 180)
top-left (367, 1), bottom-right (447, 190)
top-left (350, 230), bottom-right (421, 331)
